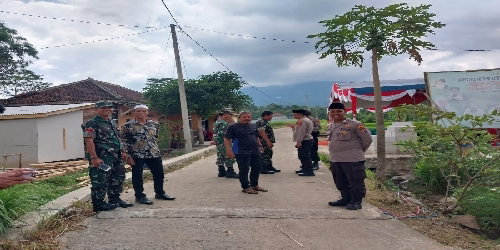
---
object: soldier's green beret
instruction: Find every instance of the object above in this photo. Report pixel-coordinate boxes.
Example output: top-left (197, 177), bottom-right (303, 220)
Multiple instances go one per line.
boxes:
top-left (95, 101), bottom-right (113, 108)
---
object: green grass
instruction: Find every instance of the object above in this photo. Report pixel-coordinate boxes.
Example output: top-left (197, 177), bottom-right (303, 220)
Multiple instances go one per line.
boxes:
top-left (458, 186), bottom-right (500, 232)
top-left (269, 121), bottom-right (294, 129)
top-left (0, 170), bottom-right (88, 234)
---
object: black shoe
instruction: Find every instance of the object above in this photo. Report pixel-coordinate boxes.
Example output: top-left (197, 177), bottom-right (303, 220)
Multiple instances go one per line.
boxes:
top-left (312, 162), bottom-right (319, 170)
top-left (136, 197), bottom-right (154, 205)
top-left (110, 199), bottom-right (134, 208)
top-left (93, 202), bottom-right (119, 212)
top-left (218, 166), bottom-right (226, 177)
top-left (346, 200), bottom-right (363, 210)
top-left (295, 169), bottom-right (303, 174)
top-left (260, 170), bottom-right (275, 174)
top-left (155, 193), bottom-right (176, 200)
top-left (297, 172), bottom-right (315, 176)
top-left (269, 166), bottom-right (281, 173)
top-left (328, 199), bottom-right (351, 207)
top-left (226, 169), bottom-right (239, 179)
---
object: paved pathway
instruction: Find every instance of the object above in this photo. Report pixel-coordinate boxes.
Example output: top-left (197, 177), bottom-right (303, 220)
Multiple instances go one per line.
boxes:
top-left (61, 128), bottom-right (453, 250)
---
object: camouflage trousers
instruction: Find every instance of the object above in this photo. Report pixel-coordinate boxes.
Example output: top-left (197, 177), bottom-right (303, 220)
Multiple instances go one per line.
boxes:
top-left (261, 145), bottom-right (273, 166)
top-left (88, 155), bottom-right (126, 203)
top-left (216, 144), bottom-right (234, 168)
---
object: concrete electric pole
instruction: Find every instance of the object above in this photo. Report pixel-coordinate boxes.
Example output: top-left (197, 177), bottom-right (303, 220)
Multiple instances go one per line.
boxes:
top-left (170, 24), bottom-right (193, 153)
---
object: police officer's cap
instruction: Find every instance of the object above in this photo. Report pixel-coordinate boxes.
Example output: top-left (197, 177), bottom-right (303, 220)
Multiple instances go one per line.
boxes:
top-left (222, 110), bottom-right (231, 115)
top-left (329, 102), bottom-right (345, 110)
top-left (95, 101), bottom-right (113, 108)
top-left (292, 109), bottom-right (306, 114)
top-left (218, 112), bottom-right (224, 116)
top-left (261, 111), bottom-right (273, 117)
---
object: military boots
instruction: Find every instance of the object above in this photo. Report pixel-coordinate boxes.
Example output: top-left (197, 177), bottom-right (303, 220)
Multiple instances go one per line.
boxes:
top-left (225, 167), bottom-right (239, 178)
top-left (92, 199), bottom-right (119, 213)
top-left (217, 165), bottom-right (226, 177)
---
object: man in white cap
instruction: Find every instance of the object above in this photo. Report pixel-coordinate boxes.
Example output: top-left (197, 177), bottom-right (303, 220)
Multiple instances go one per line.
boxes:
top-left (121, 104), bottom-right (175, 205)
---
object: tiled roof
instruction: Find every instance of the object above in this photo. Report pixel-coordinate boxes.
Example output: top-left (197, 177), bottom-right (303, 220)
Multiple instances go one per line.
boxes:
top-left (0, 103), bottom-right (94, 117)
top-left (2, 78), bottom-right (145, 106)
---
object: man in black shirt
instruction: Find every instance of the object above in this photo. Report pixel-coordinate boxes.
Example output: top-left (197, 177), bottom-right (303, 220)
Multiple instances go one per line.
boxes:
top-left (224, 111), bottom-right (267, 194)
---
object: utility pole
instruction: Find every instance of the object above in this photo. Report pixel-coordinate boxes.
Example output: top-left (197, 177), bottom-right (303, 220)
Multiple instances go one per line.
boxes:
top-left (306, 95), bottom-right (310, 111)
top-left (170, 24), bottom-right (193, 153)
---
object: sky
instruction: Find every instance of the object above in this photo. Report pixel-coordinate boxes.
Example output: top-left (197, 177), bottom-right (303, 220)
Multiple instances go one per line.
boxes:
top-left (1, 0), bottom-right (500, 97)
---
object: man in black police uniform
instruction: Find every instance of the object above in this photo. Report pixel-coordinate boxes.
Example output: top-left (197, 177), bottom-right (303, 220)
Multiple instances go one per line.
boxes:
top-left (326, 102), bottom-right (372, 210)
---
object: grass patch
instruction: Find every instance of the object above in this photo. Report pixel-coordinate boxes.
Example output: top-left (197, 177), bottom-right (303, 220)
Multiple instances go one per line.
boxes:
top-left (0, 200), bottom-right (94, 250)
top-left (364, 173), bottom-right (499, 249)
top-left (0, 170), bottom-right (88, 234)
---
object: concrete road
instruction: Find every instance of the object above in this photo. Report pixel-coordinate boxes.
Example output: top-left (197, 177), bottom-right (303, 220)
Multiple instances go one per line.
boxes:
top-left (61, 128), bottom-right (452, 250)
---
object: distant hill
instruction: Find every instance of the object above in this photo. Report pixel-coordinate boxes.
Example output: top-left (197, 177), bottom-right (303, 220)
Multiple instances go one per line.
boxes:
top-left (241, 81), bottom-right (334, 107)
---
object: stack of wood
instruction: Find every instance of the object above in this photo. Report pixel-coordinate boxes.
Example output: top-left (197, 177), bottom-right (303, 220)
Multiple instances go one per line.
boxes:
top-left (28, 160), bottom-right (89, 181)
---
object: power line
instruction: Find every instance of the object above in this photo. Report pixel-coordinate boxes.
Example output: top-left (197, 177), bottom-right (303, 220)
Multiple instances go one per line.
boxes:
top-left (39, 27), bottom-right (167, 50)
top-left (3, 9), bottom-right (500, 52)
top-left (157, 33), bottom-right (172, 78)
top-left (160, 0), bottom-right (291, 105)
top-left (181, 25), bottom-right (312, 44)
top-left (0, 10), bottom-right (159, 29)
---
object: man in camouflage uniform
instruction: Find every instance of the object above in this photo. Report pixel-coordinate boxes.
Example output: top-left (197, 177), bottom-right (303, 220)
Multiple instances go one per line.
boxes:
top-left (256, 111), bottom-right (280, 174)
top-left (305, 110), bottom-right (322, 170)
top-left (213, 110), bottom-right (238, 178)
top-left (82, 101), bottom-right (133, 212)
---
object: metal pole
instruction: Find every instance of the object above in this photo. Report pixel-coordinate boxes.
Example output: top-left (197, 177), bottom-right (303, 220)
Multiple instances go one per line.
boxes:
top-left (306, 95), bottom-right (310, 111)
top-left (170, 24), bottom-right (193, 153)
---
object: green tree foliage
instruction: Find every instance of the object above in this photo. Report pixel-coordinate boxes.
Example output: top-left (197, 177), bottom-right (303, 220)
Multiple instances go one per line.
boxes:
top-left (1, 68), bottom-right (52, 96)
top-left (0, 21), bottom-right (51, 96)
top-left (308, 4), bottom-right (445, 179)
top-left (396, 104), bottom-right (500, 215)
top-left (143, 71), bottom-right (252, 118)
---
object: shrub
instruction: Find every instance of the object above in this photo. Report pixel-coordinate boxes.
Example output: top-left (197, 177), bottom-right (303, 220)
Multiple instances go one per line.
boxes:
top-left (0, 188), bottom-right (24, 234)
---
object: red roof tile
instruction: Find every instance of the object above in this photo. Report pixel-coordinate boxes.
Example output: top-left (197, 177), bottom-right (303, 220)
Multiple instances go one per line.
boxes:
top-left (2, 78), bottom-right (145, 106)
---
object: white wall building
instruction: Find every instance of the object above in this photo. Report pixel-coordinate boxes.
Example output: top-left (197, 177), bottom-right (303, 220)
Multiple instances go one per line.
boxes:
top-left (367, 122), bottom-right (417, 155)
top-left (0, 103), bottom-right (93, 168)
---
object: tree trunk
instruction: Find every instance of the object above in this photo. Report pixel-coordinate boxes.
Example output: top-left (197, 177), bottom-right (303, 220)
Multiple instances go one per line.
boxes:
top-left (197, 117), bottom-right (205, 144)
top-left (372, 48), bottom-right (386, 180)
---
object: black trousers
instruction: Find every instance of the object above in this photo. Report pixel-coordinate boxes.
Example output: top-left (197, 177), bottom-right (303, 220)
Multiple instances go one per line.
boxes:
top-left (132, 157), bottom-right (166, 198)
top-left (330, 161), bottom-right (367, 199)
top-left (311, 131), bottom-right (320, 162)
top-left (298, 139), bottom-right (314, 172)
top-left (235, 152), bottom-right (261, 189)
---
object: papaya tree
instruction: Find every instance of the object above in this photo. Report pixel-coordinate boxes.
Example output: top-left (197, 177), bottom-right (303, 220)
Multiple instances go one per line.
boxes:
top-left (308, 4), bottom-right (445, 180)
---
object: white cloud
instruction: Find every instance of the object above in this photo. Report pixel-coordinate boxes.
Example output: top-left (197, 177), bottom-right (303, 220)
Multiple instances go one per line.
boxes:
top-left (0, 0), bottom-right (499, 95)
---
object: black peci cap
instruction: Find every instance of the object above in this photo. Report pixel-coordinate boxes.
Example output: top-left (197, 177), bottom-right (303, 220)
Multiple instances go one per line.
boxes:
top-left (261, 111), bottom-right (273, 117)
top-left (292, 109), bottom-right (306, 114)
top-left (328, 102), bottom-right (345, 110)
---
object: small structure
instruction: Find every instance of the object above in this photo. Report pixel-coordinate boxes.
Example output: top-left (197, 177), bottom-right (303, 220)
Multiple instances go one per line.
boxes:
top-left (271, 113), bottom-right (287, 121)
top-left (0, 103), bottom-right (93, 168)
top-left (367, 122), bottom-right (417, 154)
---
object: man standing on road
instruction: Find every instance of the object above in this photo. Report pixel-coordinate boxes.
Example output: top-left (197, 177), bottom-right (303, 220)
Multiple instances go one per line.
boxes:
top-left (224, 111), bottom-right (267, 194)
top-left (327, 102), bottom-right (372, 210)
top-left (293, 109), bottom-right (315, 177)
top-left (305, 110), bottom-right (322, 170)
top-left (255, 111), bottom-right (280, 174)
top-left (212, 110), bottom-right (239, 178)
top-left (121, 104), bottom-right (176, 205)
top-left (82, 101), bottom-right (133, 212)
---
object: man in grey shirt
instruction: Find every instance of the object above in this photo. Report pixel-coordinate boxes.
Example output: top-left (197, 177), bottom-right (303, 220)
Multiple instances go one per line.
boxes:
top-left (293, 109), bottom-right (315, 176)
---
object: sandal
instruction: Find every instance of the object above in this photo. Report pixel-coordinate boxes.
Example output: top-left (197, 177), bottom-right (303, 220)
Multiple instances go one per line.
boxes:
top-left (251, 186), bottom-right (268, 192)
top-left (242, 188), bottom-right (258, 194)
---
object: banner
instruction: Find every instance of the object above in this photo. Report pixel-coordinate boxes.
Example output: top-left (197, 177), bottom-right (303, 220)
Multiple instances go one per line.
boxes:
top-left (425, 69), bottom-right (500, 127)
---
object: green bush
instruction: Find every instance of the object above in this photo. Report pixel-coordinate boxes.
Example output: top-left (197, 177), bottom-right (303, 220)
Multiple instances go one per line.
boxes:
top-left (458, 186), bottom-right (500, 232)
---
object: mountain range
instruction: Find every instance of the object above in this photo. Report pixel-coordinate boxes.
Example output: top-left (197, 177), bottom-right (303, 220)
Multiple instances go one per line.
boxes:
top-left (241, 81), bottom-right (335, 107)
